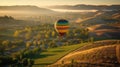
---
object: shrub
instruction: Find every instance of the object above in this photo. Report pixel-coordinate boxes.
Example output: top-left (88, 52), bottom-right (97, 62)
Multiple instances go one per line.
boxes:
top-left (0, 56), bottom-right (13, 65)
top-left (22, 58), bottom-right (28, 66)
top-left (28, 59), bottom-right (34, 67)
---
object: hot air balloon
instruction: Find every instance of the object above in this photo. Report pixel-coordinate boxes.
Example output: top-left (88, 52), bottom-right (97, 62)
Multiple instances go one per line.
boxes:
top-left (54, 19), bottom-right (69, 37)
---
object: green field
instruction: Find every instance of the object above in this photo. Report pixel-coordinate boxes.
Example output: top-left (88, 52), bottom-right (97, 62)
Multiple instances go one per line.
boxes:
top-left (32, 43), bottom-right (86, 67)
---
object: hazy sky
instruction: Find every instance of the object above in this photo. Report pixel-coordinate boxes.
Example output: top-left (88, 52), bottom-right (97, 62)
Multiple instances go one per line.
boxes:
top-left (0, 0), bottom-right (120, 7)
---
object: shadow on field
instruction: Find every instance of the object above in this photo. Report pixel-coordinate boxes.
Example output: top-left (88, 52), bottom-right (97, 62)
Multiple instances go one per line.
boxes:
top-left (51, 50), bottom-right (65, 52)
top-left (32, 54), bottom-right (56, 59)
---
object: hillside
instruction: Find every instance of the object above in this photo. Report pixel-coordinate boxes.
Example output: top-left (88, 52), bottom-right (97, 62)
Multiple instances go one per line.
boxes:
top-left (87, 24), bottom-right (119, 31)
top-left (72, 40), bottom-right (120, 53)
top-left (49, 4), bottom-right (120, 10)
top-left (75, 10), bottom-right (120, 39)
top-left (79, 11), bottom-right (120, 26)
top-left (49, 40), bottom-right (120, 67)
top-left (0, 16), bottom-right (40, 28)
top-left (87, 24), bottom-right (120, 39)
top-left (0, 5), bottom-right (56, 16)
top-left (112, 13), bottom-right (120, 20)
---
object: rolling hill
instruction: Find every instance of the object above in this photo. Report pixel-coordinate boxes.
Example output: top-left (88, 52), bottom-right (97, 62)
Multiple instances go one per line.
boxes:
top-left (112, 13), bottom-right (120, 20)
top-left (0, 16), bottom-right (40, 28)
top-left (0, 5), bottom-right (56, 16)
top-left (87, 24), bottom-right (120, 39)
top-left (49, 40), bottom-right (120, 67)
top-left (87, 24), bottom-right (119, 30)
top-left (74, 10), bottom-right (120, 39)
top-left (49, 4), bottom-right (120, 10)
top-left (78, 11), bottom-right (120, 26)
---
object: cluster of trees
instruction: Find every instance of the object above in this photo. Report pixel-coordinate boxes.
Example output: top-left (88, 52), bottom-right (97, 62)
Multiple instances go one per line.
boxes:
top-left (24, 13), bottom-right (86, 23)
top-left (0, 15), bottom-right (14, 23)
top-left (1, 23), bottom-right (90, 55)
top-left (0, 23), bottom-right (91, 66)
top-left (12, 23), bottom-right (89, 47)
top-left (0, 16), bottom-right (14, 20)
top-left (0, 39), bottom-right (24, 55)
top-left (0, 56), bottom-right (34, 67)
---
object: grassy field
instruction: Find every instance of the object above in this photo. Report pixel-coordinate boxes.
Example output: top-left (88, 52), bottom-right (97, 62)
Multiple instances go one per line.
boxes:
top-left (32, 43), bottom-right (86, 67)
top-left (72, 40), bottom-right (120, 53)
top-left (50, 40), bottom-right (120, 67)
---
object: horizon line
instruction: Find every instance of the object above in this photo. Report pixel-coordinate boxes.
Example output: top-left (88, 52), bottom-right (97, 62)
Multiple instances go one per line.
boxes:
top-left (0, 4), bottom-right (120, 7)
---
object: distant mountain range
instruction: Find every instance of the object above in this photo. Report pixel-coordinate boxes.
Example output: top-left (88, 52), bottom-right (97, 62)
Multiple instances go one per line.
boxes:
top-left (0, 5), bottom-right (56, 15)
top-left (49, 4), bottom-right (120, 10)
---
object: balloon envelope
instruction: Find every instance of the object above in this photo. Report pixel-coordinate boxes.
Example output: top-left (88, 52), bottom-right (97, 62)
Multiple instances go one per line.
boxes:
top-left (54, 19), bottom-right (69, 36)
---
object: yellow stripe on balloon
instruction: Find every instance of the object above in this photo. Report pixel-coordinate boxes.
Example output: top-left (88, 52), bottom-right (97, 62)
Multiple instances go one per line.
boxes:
top-left (56, 26), bottom-right (69, 28)
top-left (57, 30), bottom-right (68, 33)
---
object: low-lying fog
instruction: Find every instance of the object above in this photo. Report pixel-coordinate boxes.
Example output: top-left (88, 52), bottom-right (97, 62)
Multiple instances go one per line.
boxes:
top-left (50, 9), bottom-right (98, 12)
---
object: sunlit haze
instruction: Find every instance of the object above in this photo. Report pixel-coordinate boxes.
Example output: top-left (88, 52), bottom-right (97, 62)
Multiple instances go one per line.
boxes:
top-left (0, 0), bottom-right (120, 7)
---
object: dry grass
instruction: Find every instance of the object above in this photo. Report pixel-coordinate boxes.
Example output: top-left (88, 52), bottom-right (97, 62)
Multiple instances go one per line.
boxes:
top-left (72, 40), bottom-right (120, 53)
top-left (55, 45), bottom-right (118, 64)
top-left (49, 40), bottom-right (120, 67)
top-left (116, 45), bottom-right (120, 63)
top-left (87, 24), bottom-right (119, 31)
top-left (112, 13), bottom-right (120, 19)
top-left (87, 24), bottom-right (120, 38)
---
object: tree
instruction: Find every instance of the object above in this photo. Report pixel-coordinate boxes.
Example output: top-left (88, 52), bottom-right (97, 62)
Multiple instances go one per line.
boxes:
top-left (12, 57), bottom-right (18, 64)
top-left (25, 33), bottom-right (31, 40)
top-left (52, 31), bottom-right (55, 37)
top-left (36, 34), bottom-right (41, 40)
top-left (25, 26), bottom-right (32, 33)
top-left (90, 37), bottom-right (94, 43)
top-left (26, 41), bottom-right (32, 49)
top-left (37, 40), bottom-right (41, 47)
top-left (33, 48), bottom-right (41, 54)
top-left (0, 56), bottom-right (13, 65)
top-left (80, 39), bottom-right (84, 44)
top-left (41, 41), bottom-right (45, 49)
top-left (45, 34), bottom-right (49, 38)
top-left (22, 58), bottom-right (28, 66)
top-left (0, 46), bottom-right (5, 55)
top-left (28, 59), bottom-right (34, 67)
top-left (2, 40), bottom-right (10, 48)
top-left (33, 40), bottom-right (37, 47)
top-left (13, 30), bottom-right (20, 38)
